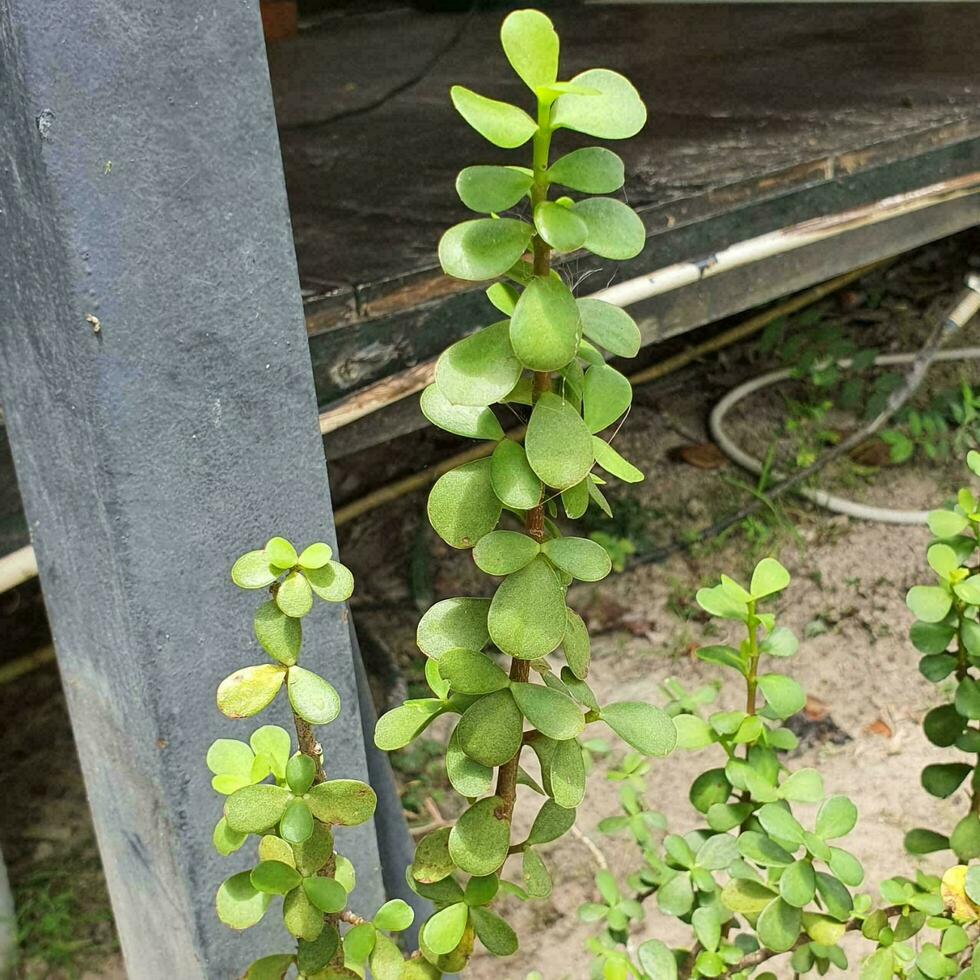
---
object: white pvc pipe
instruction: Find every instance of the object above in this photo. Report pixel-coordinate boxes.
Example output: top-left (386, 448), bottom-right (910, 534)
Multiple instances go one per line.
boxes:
top-left (709, 349), bottom-right (980, 524)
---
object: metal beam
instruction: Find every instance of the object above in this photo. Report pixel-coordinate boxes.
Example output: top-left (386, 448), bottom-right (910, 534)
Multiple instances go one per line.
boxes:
top-left (0, 1), bottom-right (411, 974)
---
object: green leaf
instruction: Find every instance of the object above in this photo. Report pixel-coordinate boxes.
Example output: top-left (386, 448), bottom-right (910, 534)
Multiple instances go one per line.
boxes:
top-left (951, 813), bottom-right (980, 860)
top-left (510, 276), bottom-right (581, 372)
top-left (572, 197), bottom-right (645, 260)
top-left (374, 898), bottom-right (414, 933)
top-left (264, 536), bottom-right (297, 568)
top-left (303, 876), bottom-right (348, 914)
top-left (207, 738), bottom-right (254, 787)
top-left (860, 948), bottom-right (895, 980)
top-left (487, 281), bottom-right (519, 316)
top-left (534, 201), bottom-right (588, 254)
top-left (375, 698), bottom-right (446, 750)
top-left (673, 714), bottom-right (713, 750)
top-left (305, 779), bottom-right (377, 826)
top-left (738, 830), bottom-right (794, 867)
top-left (815, 795), bottom-right (858, 839)
top-left (450, 85), bottom-right (537, 148)
top-left (582, 364), bottom-right (632, 434)
top-left (216, 872), bottom-right (272, 930)
top-left (412, 827), bottom-right (456, 884)
top-left (761, 626), bottom-right (798, 658)
top-left (297, 542), bottom-right (331, 570)
top-left (212, 817), bottom-right (247, 856)
top-left (511, 681), bottom-right (584, 740)
top-left (696, 644), bottom-right (745, 674)
top-left (757, 896), bottom-right (802, 952)
top-left (287, 666), bottom-right (341, 726)
top-left (500, 8), bottom-right (558, 90)
top-left (658, 871), bottom-right (694, 916)
top-left (417, 596), bottom-right (491, 657)
top-left (562, 608), bottom-right (591, 679)
top-left (922, 762), bottom-right (972, 799)
top-left (911, 620), bottom-right (956, 654)
top-left (954, 574), bottom-right (980, 604)
top-left (435, 320), bottom-right (523, 407)
top-left (286, 754), bottom-right (317, 796)
top-left (439, 647), bottom-right (510, 695)
top-left (473, 530), bottom-right (540, 576)
top-left (522, 847), bottom-right (551, 898)
top-left (552, 68), bottom-right (646, 139)
top-left (305, 560), bottom-right (353, 603)
top-left (490, 439), bottom-right (542, 510)
top-left (692, 905), bottom-right (722, 952)
top-left (637, 938), bottom-right (677, 979)
top-left (561, 479), bottom-right (589, 519)
top-left (457, 689), bottom-right (524, 766)
top-left (527, 799), bottom-right (576, 846)
top-left (449, 796), bottom-right (511, 876)
top-left (280, 798), bottom-right (314, 844)
top-left (904, 828), bottom-right (950, 854)
top-left (446, 728), bottom-right (494, 797)
top-left (250, 726), bottom-right (292, 781)
top-left (780, 768), bottom-right (824, 803)
top-left (232, 550), bottom-right (279, 589)
top-left (251, 860), bottom-right (302, 896)
top-left (758, 803), bottom-right (805, 844)
top-left (299, 927), bottom-right (340, 974)
top-left (420, 384), bottom-right (504, 441)
top-left (456, 165), bottom-right (533, 213)
top-left (439, 217), bottom-right (534, 281)
top-left (217, 664), bottom-right (287, 719)
top-left (284, 887), bottom-right (324, 942)
top-left (577, 298), bottom-right (640, 358)
top-left (924, 703), bottom-right (965, 745)
top-left (343, 922), bottom-right (377, 964)
top-left (471, 906), bottom-right (518, 956)
top-left (780, 859), bottom-right (816, 907)
top-left (422, 901), bottom-right (469, 956)
top-left (928, 542), bottom-right (961, 579)
top-left (750, 557), bottom-right (791, 598)
top-left (525, 392), bottom-right (594, 490)
top-left (956, 677), bottom-right (980, 719)
top-left (306, 561), bottom-right (354, 602)
top-left (906, 585), bottom-right (953, 623)
top-left (592, 436), bottom-right (644, 483)
top-left (428, 458), bottom-right (501, 549)
top-left (802, 912), bottom-right (846, 946)
top-left (548, 147), bottom-right (624, 194)
top-left (488, 555), bottom-right (567, 659)
top-left (276, 570), bottom-right (313, 618)
top-left (721, 878), bottom-right (777, 915)
top-left (600, 701), bottom-right (677, 757)
top-left (758, 673), bottom-right (805, 719)
top-left (543, 536), bottom-right (612, 582)
top-left (243, 954), bottom-right (295, 980)
top-left (253, 600), bottom-right (302, 667)
top-left (224, 784), bottom-right (291, 834)
top-left (813, 872), bottom-right (852, 921)
top-left (928, 507), bottom-right (971, 541)
top-left (532, 735), bottom-right (586, 808)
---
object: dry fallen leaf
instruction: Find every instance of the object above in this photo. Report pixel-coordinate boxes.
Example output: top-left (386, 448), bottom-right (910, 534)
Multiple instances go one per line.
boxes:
top-left (668, 442), bottom-right (728, 470)
top-left (849, 439), bottom-right (894, 468)
top-left (865, 718), bottom-right (893, 738)
top-left (803, 694), bottom-right (830, 721)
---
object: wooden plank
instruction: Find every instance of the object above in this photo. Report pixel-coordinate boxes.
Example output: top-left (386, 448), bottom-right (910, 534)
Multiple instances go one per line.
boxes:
top-left (0, 2), bottom-right (414, 974)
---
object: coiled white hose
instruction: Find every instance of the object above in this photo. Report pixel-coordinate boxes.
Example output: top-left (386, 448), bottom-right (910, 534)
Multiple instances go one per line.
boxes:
top-left (708, 348), bottom-right (980, 525)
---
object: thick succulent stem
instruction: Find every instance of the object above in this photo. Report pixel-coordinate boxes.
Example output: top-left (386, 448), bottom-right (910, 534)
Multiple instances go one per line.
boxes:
top-left (495, 105), bottom-right (553, 822)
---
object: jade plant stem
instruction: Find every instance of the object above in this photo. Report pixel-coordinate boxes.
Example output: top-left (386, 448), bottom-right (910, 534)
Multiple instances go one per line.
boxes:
top-left (497, 104), bottom-right (554, 822)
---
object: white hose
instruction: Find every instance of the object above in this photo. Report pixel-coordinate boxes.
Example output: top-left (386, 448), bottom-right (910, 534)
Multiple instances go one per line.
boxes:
top-left (708, 348), bottom-right (980, 524)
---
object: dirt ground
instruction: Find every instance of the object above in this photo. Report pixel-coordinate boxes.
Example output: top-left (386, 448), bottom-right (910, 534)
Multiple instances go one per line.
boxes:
top-left (2, 232), bottom-right (979, 978)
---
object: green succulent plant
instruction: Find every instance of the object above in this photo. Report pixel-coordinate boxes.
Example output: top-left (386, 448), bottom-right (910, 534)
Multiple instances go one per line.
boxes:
top-left (209, 9), bottom-right (682, 977)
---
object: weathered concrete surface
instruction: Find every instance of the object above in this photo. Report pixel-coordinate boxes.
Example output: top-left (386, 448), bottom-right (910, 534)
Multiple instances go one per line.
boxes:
top-left (0, 1), bottom-right (411, 974)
